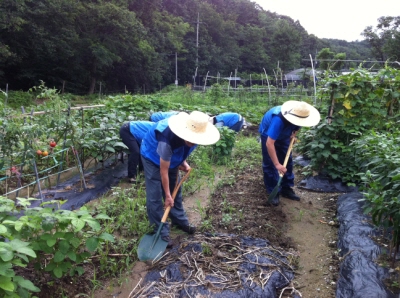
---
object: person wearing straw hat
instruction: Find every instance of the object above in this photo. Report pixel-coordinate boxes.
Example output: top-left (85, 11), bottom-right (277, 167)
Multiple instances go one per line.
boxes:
top-left (140, 111), bottom-right (220, 247)
top-left (259, 100), bottom-right (320, 206)
top-left (119, 120), bottom-right (156, 183)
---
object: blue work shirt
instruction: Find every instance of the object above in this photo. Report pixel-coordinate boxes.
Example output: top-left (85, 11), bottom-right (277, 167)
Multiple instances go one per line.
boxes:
top-left (141, 119), bottom-right (197, 168)
top-left (259, 106), bottom-right (299, 141)
top-left (150, 111), bottom-right (178, 122)
top-left (215, 112), bottom-right (242, 129)
top-left (129, 121), bottom-right (156, 143)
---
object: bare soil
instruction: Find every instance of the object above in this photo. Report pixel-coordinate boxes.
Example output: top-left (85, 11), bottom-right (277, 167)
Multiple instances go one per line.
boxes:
top-left (92, 165), bottom-right (340, 298)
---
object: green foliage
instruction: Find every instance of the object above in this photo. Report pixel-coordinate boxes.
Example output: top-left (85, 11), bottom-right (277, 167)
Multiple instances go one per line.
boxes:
top-left (0, 197), bottom-right (113, 296)
top-left (353, 128), bottom-right (400, 256)
top-left (212, 127), bottom-right (237, 165)
top-left (317, 48), bottom-right (335, 70)
top-left (362, 16), bottom-right (400, 61)
top-left (1, 91), bottom-right (35, 109)
top-left (88, 185), bottom-right (150, 277)
top-left (208, 84), bottom-right (225, 105)
top-left (297, 67), bottom-right (400, 182)
top-left (331, 53), bottom-right (346, 71)
top-left (232, 135), bottom-right (260, 164)
top-left (0, 199), bottom-right (40, 297)
top-left (0, 0), bottom-right (373, 94)
top-left (93, 186), bottom-right (149, 238)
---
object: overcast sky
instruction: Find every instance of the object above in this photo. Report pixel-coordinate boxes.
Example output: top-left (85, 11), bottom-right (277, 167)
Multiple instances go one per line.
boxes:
top-left (254, 0), bottom-right (400, 41)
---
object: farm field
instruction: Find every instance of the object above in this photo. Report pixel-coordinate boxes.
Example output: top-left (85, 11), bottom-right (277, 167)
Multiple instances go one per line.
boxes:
top-left (1, 66), bottom-right (400, 297)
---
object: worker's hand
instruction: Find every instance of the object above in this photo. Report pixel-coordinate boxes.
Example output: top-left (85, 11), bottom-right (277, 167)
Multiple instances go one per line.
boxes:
top-left (275, 164), bottom-right (287, 176)
top-left (179, 162), bottom-right (191, 172)
top-left (165, 194), bottom-right (174, 208)
top-left (290, 131), bottom-right (298, 141)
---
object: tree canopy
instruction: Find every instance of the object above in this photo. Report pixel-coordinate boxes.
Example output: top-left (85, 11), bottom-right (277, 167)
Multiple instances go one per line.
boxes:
top-left (0, 0), bottom-right (388, 94)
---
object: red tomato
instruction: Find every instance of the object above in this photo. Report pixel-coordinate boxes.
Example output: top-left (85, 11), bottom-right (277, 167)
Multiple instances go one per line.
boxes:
top-left (37, 150), bottom-right (43, 156)
top-left (49, 141), bottom-right (57, 148)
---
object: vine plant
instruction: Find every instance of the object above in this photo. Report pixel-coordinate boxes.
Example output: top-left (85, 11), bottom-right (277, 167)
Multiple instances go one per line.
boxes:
top-left (298, 66), bottom-right (400, 183)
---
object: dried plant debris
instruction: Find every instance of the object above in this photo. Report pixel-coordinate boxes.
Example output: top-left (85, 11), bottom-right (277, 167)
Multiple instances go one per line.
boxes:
top-left (129, 233), bottom-right (301, 298)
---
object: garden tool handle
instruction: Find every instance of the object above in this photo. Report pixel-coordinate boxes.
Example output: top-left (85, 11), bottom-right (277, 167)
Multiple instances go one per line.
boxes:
top-left (279, 137), bottom-right (296, 177)
top-left (161, 169), bottom-right (192, 222)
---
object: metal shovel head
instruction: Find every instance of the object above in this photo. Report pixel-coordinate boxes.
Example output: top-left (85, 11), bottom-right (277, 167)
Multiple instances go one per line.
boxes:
top-left (267, 176), bottom-right (282, 203)
top-left (137, 229), bottom-right (168, 261)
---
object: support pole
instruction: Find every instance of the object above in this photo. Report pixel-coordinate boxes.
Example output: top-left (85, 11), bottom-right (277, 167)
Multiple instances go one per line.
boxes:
top-left (309, 54), bottom-right (317, 105)
top-left (71, 146), bottom-right (87, 190)
top-left (175, 52), bottom-right (178, 87)
top-left (57, 105), bottom-right (71, 187)
top-left (203, 71), bottom-right (209, 92)
top-left (263, 68), bottom-right (271, 105)
top-left (32, 160), bottom-right (44, 202)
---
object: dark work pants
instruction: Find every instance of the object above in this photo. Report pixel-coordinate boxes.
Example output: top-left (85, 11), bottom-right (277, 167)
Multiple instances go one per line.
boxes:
top-left (119, 123), bottom-right (142, 178)
top-left (230, 117), bottom-right (244, 132)
top-left (261, 135), bottom-right (294, 194)
top-left (141, 156), bottom-right (189, 238)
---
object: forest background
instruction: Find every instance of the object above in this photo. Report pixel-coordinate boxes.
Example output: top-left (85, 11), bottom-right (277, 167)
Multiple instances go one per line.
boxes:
top-left (1, 0), bottom-right (399, 95)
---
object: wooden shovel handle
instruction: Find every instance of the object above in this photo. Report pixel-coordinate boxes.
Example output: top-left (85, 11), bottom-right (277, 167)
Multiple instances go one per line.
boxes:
top-left (279, 137), bottom-right (296, 177)
top-left (161, 169), bottom-right (191, 222)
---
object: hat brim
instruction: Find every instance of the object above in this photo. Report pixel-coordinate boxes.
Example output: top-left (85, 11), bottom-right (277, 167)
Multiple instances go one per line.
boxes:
top-left (281, 100), bottom-right (321, 127)
top-left (168, 113), bottom-right (221, 145)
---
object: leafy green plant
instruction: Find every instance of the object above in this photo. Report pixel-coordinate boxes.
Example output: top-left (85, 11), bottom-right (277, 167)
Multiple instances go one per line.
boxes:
top-left (297, 66), bottom-right (400, 183)
top-left (0, 198), bottom-right (39, 297)
top-left (208, 84), bottom-right (225, 105)
top-left (93, 186), bottom-right (149, 238)
top-left (212, 127), bottom-right (237, 165)
top-left (0, 202), bottom-right (41, 298)
top-left (0, 196), bottom-right (114, 297)
top-left (221, 213), bottom-right (232, 226)
top-left (354, 128), bottom-right (400, 264)
top-left (1, 91), bottom-right (35, 109)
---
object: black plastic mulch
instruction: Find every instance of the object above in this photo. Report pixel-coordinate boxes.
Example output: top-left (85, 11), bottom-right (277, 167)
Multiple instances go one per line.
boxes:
top-left (30, 160), bottom-right (127, 210)
top-left (336, 192), bottom-right (395, 298)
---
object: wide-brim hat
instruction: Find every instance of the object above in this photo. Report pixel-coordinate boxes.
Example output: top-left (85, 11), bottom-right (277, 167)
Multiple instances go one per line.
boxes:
top-left (281, 100), bottom-right (321, 127)
top-left (168, 111), bottom-right (221, 145)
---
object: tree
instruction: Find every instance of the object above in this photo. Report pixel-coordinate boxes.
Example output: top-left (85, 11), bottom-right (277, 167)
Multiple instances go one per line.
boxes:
top-left (362, 26), bottom-right (386, 61)
top-left (331, 53), bottom-right (346, 71)
top-left (362, 16), bottom-right (400, 63)
top-left (269, 19), bottom-right (302, 71)
top-left (316, 48), bottom-right (334, 70)
top-left (237, 25), bottom-right (269, 72)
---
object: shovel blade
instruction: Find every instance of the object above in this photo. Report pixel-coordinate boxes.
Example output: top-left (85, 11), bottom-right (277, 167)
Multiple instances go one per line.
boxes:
top-left (137, 233), bottom-right (168, 261)
top-left (267, 176), bottom-right (282, 203)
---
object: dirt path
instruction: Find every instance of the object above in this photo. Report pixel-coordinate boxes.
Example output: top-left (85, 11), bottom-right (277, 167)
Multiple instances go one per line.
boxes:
top-left (94, 169), bottom-right (339, 298)
top-left (281, 186), bottom-right (338, 298)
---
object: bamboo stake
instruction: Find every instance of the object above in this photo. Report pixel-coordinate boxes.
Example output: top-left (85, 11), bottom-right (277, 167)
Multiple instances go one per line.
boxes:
top-left (15, 104), bottom-right (105, 118)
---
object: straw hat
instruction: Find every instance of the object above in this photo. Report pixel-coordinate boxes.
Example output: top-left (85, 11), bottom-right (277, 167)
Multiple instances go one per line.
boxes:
top-left (168, 111), bottom-right (221, 145)
top-left (281, 100), bottom-right (321, 127)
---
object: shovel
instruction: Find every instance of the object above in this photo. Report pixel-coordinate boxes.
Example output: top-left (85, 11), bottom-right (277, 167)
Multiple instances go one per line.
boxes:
top-left (137, 169), bottom-right (191, 261)
top-left (267, 137), bottom-right (296, 203)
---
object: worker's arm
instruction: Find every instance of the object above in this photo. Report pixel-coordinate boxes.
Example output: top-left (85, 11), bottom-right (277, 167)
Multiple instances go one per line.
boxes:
top-left (160, 158), bottom-right (174, 207)
top-left (266, 137), bottom-right (287, 175)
